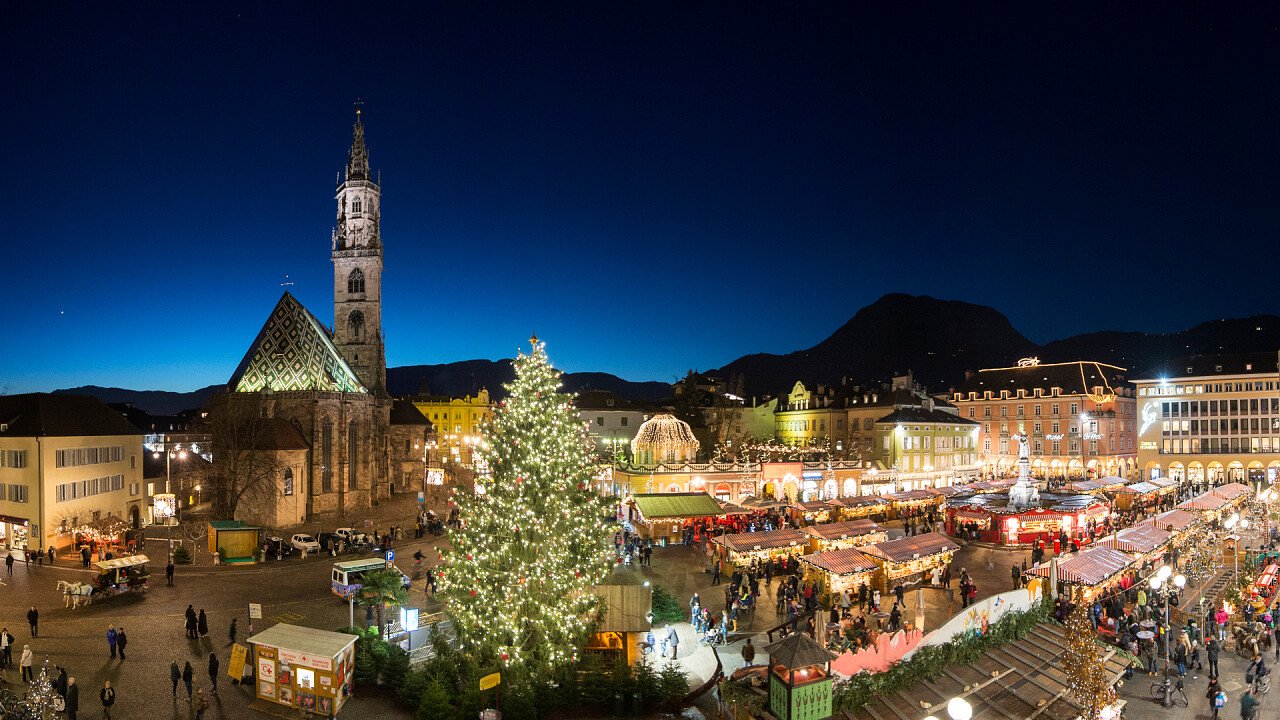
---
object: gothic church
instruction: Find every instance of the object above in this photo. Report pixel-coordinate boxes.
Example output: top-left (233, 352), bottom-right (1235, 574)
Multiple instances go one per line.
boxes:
top-left (220, 112), bottom-right (420, 522)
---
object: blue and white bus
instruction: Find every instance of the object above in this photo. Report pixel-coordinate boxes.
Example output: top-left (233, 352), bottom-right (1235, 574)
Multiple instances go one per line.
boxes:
top-left (331, 558), bottom-right (410, 598)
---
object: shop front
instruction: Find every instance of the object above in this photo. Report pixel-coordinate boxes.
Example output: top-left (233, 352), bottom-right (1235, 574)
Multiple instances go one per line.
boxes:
top-left (0, 515), bottom-right (31, 551)
top-left (885, 489), bottom-right (942, 519)
top-left (787, 499), bottom-right (841, 525)
top-left (627, 493), bottom-right (726, 545)
top-left (1112, 482), bottom-right (1161, 512)
top-left (799, 547), bottom-right (877, 597)
top-left (859, 532), bottom-right (959, 592)
top-left (834, 496), bottom-right (889, 521)
top-left (248, 624), bottom-right (356, 717)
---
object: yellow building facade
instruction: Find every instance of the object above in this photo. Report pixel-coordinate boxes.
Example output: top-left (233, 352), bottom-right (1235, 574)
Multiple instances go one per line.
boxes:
top-left (412, 389), bottom-right (494, 466)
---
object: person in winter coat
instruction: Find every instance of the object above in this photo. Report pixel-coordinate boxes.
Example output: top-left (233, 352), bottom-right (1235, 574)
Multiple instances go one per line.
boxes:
top-left (99, 681), bottom-right (115, 720)
top-left (55, 667), bottom-right (67, 698)
top-left (19, 645), bottom-right (32, 682)
top-left (170, 660), bottom-right (181, 697)
top-left (197, 609), bottom-right (209, 638)
top-left (1240, 689), bottom-right (1259, 720)
top-left (1206, 676), bottom-right (1223, 720)
top-left (208, 652), bottom-right (219, 694)
top-left (182, 661), bottom-right (194, 700)
top-left (228, 618), bottom-right (237, 645)
top-left (185, 606), bottom-right (197, 639)
top-left (1175, 641), bottom-right (1188, 677)
top-left (116, 627), bottom-right (127, 660)
top-left (1207, 637), bottom-right (1222, 678)
top-left (741, 638), bottom-right (756, 666)
top-left (106, 625), bottom-right (118, 659)
top-left (192, 688), bottom-right (210, 720)
top-left (65, 677), bottom-right (78, 720)
top-left (1216, 607), bottom-right (1231, 641)
top-left (26, 607), bottom-right (37, 638)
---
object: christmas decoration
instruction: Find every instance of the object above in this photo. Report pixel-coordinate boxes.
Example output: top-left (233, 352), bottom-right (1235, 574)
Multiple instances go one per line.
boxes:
top-left (441, 337), bottom-right (613, 677)
top-left (1062, 602), bottom-right (1114, 720)
top-left (25, 659), bottom-right (62, 716)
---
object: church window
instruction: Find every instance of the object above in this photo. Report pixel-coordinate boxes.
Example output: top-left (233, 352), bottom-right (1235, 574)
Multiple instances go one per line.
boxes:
top-left (283, 468), bottom-right (294, 496)
top-left (347, 268), bottom-right (365, 294)
top-left (348, 311), bottom-right (365, 342)
top-left (352, 199), bottom-right (362, 215)
top-left (321, 421), bottom-right (333, 492)
top-left (348, 422), bottom-right (359, 490)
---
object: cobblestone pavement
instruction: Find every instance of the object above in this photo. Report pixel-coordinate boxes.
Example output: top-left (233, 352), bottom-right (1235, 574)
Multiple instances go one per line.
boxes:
top-left (0, 494), bottom-right (445, 720)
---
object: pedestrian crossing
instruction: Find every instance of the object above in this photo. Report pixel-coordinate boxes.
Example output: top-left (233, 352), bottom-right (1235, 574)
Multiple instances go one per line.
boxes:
top-left (270, 610), bottom-right (305, 624)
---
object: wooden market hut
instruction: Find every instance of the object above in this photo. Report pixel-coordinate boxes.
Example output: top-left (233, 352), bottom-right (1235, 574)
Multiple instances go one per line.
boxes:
top-left (801, 519), bottom-right (887, 553)
top-left (884, 489), bottom-right (942, 519)
top-left (763, 632), bottom-right (839, 720)
top-left (846, 622), bottom-right (1127, 720)
top-left (1112, 481), bottom-right (1162, 511)
top-left (859, 532), bottom-right (959, 592)
top-left (587, 571), bottom-right (653, 665)
top-left (1107, 523), bottom-right (1173, 563)
top-left (788, 498), bottom-right (843, 525)
top-left (1177, 483), bottom-right (1250, 521)
top-left (629, 492), bottom-right (725, 544)
top-left (799, 547), bottom-right (878, 597)
top-left (712, 527), bottom-right (808, 572)
top-left (1026, 545), bottom-right (1137, 600)
top-left (1143, 508), bottom-right (1201, 535)
top-left (207, 520), bottom-right (261, 563)
top-left (248, 623), bottom-right (357, 717)
top-left (834, 495), bottom-right (889, 521)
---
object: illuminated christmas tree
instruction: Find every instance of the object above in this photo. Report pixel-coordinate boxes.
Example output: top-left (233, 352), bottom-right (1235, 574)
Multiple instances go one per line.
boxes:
top-left (26, 659), bottom-right (61, 717)
top-left (441, 336), bottom-right (614, 677)
top-left (1062, 602), bottom-right (1114, 720)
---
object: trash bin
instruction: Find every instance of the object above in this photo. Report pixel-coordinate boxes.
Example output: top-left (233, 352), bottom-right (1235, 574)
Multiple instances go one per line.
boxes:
top-left (630, 692), bottom-right (643, 717)
top-left (612, 692), bottom-right (624, 717)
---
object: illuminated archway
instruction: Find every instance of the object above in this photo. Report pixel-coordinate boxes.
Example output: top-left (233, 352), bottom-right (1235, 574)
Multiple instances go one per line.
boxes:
top-left (842, 478), bottom-right (856, 497)
top-left (1145, 461), bottom-right (1161, 481)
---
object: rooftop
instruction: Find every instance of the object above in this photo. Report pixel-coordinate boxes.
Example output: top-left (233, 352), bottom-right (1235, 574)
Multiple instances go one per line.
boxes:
top-left (1134, 351), bottom-right (1279, 382)
top-left (248, 623), bottom-right (357, 660)
top-left (0, 393), bottom-right (143, 438)
top-left (955, 360), bottom-right (1129, 399)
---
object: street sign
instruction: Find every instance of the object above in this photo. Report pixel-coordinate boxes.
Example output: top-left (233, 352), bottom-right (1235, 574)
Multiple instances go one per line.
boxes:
top-left (385, 549), bottom-right (395, 568)
top-left (417, 491), bottom-right (425, 502)
top-left (248, 603), bottom-right (262, 620)
top-left (479, 672), bottom-right (501, 691)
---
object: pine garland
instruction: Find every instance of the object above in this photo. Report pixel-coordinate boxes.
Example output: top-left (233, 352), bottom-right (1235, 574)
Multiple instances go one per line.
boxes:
top-left (440, 338), bottom-right (614, 677)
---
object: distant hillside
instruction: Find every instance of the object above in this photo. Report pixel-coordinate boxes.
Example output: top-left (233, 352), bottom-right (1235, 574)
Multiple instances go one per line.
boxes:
top-left (388, 361), bottom-right (671, 402)
top-left (52, 385), bottom-right (221, 416)
top-left (710, 294), bottom-right (1280, 396)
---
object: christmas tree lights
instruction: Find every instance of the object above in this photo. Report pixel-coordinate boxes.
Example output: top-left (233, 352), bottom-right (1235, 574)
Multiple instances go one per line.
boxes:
top-left (441, 337), bottom-right (614, 677)
top-left (1062, 602), bottom-right (1114, 720)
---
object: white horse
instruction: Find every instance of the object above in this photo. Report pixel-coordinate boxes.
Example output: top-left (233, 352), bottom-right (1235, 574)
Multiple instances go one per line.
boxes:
top-left (57, 580), bottom-right (94, 608)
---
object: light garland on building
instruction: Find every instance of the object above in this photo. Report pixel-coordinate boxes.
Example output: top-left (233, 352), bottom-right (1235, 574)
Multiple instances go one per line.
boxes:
top-left (440, 337), bottom-right (614, 676)
top-left (631, 414), bottom-right (699, 463)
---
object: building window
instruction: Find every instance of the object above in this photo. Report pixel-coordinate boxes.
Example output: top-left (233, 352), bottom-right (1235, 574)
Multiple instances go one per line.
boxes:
top-left (352, 198), bottom-right (362, 215)
top-left (322, 421), bottom-right (333, 492)
top-left (0, 450), bottom-right (28, 469)
top-left (347, 268), bottom-right (365, 294)
top-left (596, 417), bottom-right (604, 426)
top-left (347, 311), bottom-right (365, 343)
top-left (54, 446), bottom-right (123, 468)
top-left (6, 485), bottom-right (26, 503)
top-left (283, 468), bottom-right (294, 496)
top-left (348, 422), bottom-right (358, 491)
top-left (54, 474), bottom-right (123, 502)
top-left (621, 417), bottom-right (628, 427)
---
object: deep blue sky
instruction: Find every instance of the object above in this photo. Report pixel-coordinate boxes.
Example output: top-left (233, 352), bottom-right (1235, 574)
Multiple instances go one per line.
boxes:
top-left (4, 3), bottom-right (1279, 394)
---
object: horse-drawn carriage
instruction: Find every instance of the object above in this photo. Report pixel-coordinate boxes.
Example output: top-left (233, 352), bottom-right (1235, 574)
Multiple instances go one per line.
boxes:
top-left (58, 554), bottom-right (151, 609)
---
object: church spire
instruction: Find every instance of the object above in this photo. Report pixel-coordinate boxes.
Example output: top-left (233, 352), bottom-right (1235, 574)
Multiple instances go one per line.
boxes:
top-left (346, 105), bottom-right (371, 182)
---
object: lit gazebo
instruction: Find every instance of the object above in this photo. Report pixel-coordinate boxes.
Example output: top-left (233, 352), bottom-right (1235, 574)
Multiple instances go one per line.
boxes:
top-left (764, 631), bottom-right (838, 720)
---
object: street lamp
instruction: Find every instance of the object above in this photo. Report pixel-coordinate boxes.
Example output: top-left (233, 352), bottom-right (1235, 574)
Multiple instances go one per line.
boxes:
top-left (947, 697), bottom-right (972, 720)
top-left (1150, 566), bottom-right (1187, 707)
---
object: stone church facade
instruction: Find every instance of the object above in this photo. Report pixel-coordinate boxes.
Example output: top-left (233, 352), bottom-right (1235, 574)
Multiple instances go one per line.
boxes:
top-left (218, 112), bottom-right (413, 522)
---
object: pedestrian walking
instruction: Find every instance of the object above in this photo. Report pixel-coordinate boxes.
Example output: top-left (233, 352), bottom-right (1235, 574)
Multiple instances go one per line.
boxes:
top-left (207, 652), bottom-right (219, 694)
top-left (170, 660), bottom-right (180, 697)
top-left (0, 627), bottom-right (10, 668)
top-left (56, 667), bottom-right (67, 698)
top-left (182, 661), bottom-right (194, 700)
top-left (166, 560), bottom-right (174, 586)
top-left (1207, 676), bottom-right (1223, 720)
top-left (198, 609), bottom-right (209, 638)
top-left (193, 688), bottom-right (209, 720)
top-left (229, 618), bottom-right (237, 645)
top-left (742, 638), bottom-right (756, 666)
top-left (116, 627), bottom-right (127, 660)
top-left (26, 607), bottom-right (37, 637)
top-left (65, 677), bottom-right (78, 720)
top-left (1208, 637), bottom-right (1221, 679)
top-left (99, 681), bottom-right (115, 720)
top-left (106, 625), bottom-right (118, 659)
top-left (893, 583), bottom-right (905, 608)
top-left (1011, 564), bottom-right (1020, 589)
top-left (185, 605), bottom-right (197, 639)
top-left (667, 624), bottom-right (679, 660)
top-left (6, 552), bottom-right (13, 575)
top-left (19, 645), bottom-right (32, 682)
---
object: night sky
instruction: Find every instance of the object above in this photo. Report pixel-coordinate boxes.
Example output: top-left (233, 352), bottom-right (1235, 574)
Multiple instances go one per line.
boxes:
top-left (4, 3), bottom-right (1279, 394)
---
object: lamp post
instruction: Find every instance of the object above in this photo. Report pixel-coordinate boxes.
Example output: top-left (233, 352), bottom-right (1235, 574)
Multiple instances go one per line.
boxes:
top-left (947, 697), bottom-right (972, 720)
top-left (1226, 512), bottom-right (1245, 580)
top-left (1149, 565), bottom-right (1187, 707)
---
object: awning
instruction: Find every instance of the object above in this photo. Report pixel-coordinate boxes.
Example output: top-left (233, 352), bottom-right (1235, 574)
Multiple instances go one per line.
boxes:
top-left (802, 519), bottom-right (882, 541)
top-left (94, 554), bottom-right (150, 571)
top-left (1111, 525), bottom-right (1172, 555)
top-left (800, 548), bottom-right (877, 576)
top-left (1027, 546), bottom-right (1134, 585)
top-left (1145, 509), bottom-right (1200, 532)
top-left (861, 532), bottom-right (959, 564)
top-left (1116, 482), bottom-right (1160, 495)
top-left (631, 493), bottom-right (725, 520)
top-left (712, 528), bottom-right (808, 554)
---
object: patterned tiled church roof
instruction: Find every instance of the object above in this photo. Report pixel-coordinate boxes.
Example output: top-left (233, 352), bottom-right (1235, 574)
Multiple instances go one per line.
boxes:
top-left (228, 292), bottom-right (367, 394)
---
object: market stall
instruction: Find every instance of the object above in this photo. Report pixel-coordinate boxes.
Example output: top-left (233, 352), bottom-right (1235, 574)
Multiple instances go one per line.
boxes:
top-left (835, 496), bottom-right (889, 521)
top-left (1176, 484), bottom-right (1251, 522)
top-left (1064, 477), bottom-right (1126, 495)
top-left (885, 489), bottom-right (942, 519)
top-left (248, 623), bottom-right (356, 717)
top-left (1026, 545), bottom-right (1137, 600)
top-left (946, 493), bottom-right (1109, 548)
top-left (799, 547), bottom-right (878, 597)
top-left (1249, 562), bottom-right (1279, 613)
top-left (627, 493), bottom-right (726, 545)
top-left (788, 498), bottom-right (842, 525)
top-left (712, 527), bottom-right (808, 572)
top-left (859, 532), bottom-right (959, 592)
top-left (207, 520), bottom-right (261, 564)
top-left (802, 519), bottom-right (887, 553)
top-left (1143, 509), bottom-right (1201, 536)
top-left (1107, 524), bottom-right (1172, 563)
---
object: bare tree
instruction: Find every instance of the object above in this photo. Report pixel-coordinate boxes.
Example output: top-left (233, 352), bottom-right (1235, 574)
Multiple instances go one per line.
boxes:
top-left (204, 393), bottom-right (286, 519)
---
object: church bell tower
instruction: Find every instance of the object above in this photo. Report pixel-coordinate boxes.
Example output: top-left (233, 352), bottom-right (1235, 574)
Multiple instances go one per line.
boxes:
top-left (332, 108), bottom-right (387, 394)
